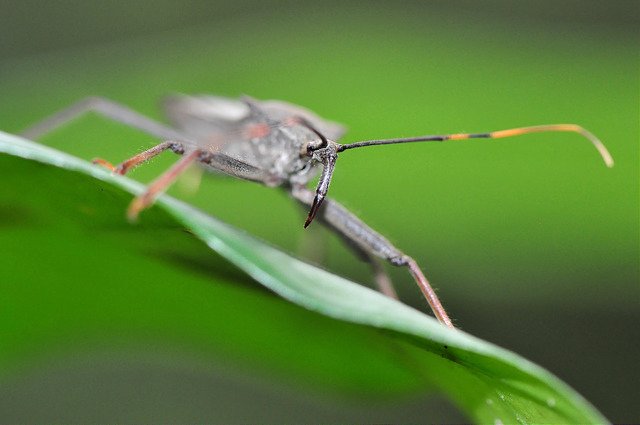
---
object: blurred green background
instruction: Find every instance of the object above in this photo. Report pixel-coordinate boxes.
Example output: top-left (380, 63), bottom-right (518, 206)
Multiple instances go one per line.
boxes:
top-left (0, 0), bottom-right (637, 422)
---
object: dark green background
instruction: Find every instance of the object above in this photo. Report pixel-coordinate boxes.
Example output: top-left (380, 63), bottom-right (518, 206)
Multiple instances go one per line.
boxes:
top-left (0, 1), bottom-right (638, 422)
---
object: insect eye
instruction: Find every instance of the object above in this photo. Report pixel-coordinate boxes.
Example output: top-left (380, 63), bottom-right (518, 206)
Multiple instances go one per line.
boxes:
top-left (307, 138), bottom-right (328, 153)
top-left (306, 143), bottom-right (315, 155)
top-left (301, 142), bottom-right (317, 157)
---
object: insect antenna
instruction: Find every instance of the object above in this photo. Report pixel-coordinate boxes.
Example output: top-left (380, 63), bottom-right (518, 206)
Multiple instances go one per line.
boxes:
top-left (337, 124), bottom-right (614, 167)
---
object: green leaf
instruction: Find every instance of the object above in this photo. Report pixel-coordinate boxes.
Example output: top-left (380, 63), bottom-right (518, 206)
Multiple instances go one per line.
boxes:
top-left (0, 130), bottom-right (607, 424)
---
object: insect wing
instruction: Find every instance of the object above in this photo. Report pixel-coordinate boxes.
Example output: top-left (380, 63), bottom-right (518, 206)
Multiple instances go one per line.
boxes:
top-left (162, 95), bottom-right (253, 140)
top-left (259, 99), bottom-right (346, 141)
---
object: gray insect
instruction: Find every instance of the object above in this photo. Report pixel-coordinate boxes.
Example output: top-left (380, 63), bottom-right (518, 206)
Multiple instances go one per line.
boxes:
top-left (21, 95), bottom-right (614, 328)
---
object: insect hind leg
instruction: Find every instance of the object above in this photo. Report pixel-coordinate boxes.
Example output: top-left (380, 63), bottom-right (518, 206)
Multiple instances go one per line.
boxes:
top-left (21, 96), bottom-right (187, 141)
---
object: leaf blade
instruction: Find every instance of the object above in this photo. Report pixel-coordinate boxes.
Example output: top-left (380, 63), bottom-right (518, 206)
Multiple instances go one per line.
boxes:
top-left (0, 130), bottom-right (608, 424)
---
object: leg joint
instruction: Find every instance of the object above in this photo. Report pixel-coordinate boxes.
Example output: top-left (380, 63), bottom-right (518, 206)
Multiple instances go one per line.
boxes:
top-left (168, 142), bottom-right (185, 154)
top-left (389, 255), bottom-right (410, 267)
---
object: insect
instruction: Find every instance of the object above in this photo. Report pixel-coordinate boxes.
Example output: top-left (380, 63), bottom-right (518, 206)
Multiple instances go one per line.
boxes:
top-left (21, 95), bottom-right (614, 328)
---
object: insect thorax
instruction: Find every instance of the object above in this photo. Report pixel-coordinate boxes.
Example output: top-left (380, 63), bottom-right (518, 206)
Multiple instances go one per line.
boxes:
top-left (163, 94), bottom-right (343, 186)
top-left (227, 122), bottom-right (321, 186)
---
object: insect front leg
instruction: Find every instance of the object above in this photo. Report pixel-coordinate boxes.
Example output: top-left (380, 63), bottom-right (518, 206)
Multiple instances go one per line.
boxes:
top-left (290, 185), bottom-right (454, 328)
top-left (127, 149), bottom-right (202, 221)
top-left (92, 141), bottom-right (183, 174)
top-left (296, 197), bottom-right (398, 299)
top-left (21, 96), bottom-right (187, 141)
top-left (120, 148), bottom-right (266, 220)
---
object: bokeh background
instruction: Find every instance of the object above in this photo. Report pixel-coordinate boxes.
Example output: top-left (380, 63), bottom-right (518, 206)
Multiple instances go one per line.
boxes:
top-left (0, 1), bottom-right (637, 423)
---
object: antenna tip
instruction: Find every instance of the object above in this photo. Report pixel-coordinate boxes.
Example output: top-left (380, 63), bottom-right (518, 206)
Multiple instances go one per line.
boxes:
top-left (595, 143), bottom-right (614, 168)
top-left (575, 126), bottom-right (613, 169)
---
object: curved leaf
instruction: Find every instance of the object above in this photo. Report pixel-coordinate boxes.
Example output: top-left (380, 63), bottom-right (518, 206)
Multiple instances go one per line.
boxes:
top-left (0, 131), bottom-right (607, 424)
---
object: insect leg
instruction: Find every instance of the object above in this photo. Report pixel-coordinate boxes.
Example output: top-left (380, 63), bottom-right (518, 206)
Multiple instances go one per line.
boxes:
top-left (296, 197), bottom-right (399, 299)
top-left (290, 186), bottom-right (452, 327)
top-left (369, 257), bottom-right (399, 299)
top-left (342, 243), bottom-right (399, 300)
top-left (198, 152), bottom-right (268, 183)
top-left (92, 141), bottom-right (181, 174)
top-left (127, 149), bottom-right (201, 221)
top-left (21, 96), bottom-right (186, 141)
